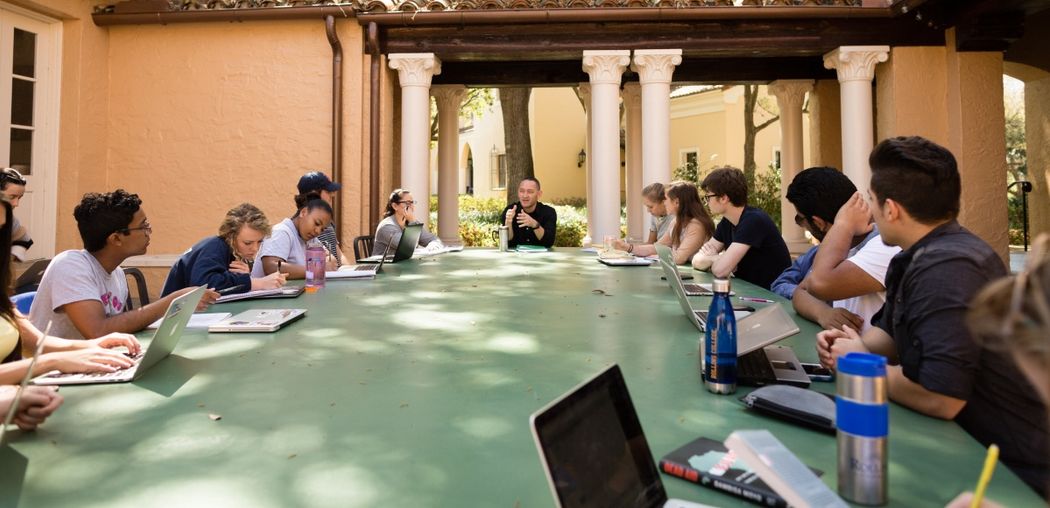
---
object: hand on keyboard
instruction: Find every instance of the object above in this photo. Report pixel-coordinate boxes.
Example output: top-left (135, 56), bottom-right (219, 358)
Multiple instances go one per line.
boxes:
top-left (48, 348), bottom-right (138, 374)
top-left (87, 332), bottom-right (142, 356)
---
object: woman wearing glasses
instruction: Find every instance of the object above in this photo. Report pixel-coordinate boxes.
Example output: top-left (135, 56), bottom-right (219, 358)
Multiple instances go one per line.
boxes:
top-left (612, 181), bottom-right (714, 265)
top-left (161, 203), bottom-right (286, 296)
top-left (1, 168), bottom-right (33, 261)
top-left (372, 189), bottom-right (439, 257)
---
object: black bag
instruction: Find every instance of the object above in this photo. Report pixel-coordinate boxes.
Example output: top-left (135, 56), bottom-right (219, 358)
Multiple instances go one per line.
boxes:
top-left (739, 385), bottom-right (836, 434)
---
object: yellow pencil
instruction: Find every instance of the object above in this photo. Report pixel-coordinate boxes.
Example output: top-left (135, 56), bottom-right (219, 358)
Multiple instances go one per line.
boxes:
top-left (970, 444), bottom-right (999, 508)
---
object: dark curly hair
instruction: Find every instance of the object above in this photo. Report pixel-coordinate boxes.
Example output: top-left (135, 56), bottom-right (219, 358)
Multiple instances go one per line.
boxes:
top-left (786, 166), bottom-right (856, 225)
top-left (74, 189), bottom-right (142, 252)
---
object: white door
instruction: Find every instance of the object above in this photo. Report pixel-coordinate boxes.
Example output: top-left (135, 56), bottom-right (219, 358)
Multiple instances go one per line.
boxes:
top-left (0, 4), bottom-right (60, 258)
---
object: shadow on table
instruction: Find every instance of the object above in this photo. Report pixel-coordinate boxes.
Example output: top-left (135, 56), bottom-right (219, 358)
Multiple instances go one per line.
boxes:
top-left (133, 355), bottom-right (201, 397)
top-left (0, 445), bottom-right (27, 508)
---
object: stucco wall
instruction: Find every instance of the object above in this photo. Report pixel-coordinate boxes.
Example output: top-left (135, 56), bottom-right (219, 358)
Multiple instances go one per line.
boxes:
top-left (810, 79), bottom-right (842, 170)
top-left (529, 87), bottom-right (587, 201)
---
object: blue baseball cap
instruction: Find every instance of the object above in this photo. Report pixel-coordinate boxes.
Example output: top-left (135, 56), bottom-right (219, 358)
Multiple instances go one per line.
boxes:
top-left (297, 171), bottom-right (342, 194)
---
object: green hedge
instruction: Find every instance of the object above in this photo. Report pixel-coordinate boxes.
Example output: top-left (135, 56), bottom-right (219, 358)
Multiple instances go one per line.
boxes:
top-left (430, 195), bottom-right (597, 247)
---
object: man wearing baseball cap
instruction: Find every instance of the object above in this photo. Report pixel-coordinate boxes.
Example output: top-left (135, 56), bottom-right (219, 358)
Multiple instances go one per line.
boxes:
top-left (294, 171), bottom-right (350, 266)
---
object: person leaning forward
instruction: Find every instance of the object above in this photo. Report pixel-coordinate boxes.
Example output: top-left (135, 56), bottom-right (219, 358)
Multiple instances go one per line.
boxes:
top-left (501, 177), bottom-right (557, 249)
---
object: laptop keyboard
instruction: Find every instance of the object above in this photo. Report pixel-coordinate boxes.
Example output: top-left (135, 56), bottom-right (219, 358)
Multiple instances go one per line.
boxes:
top-left (683, 283), bottom-right (713, 296)
top-left (354, 265), bottom-right (378, 271)
top-left (738, 349), bottom-right (776, 384)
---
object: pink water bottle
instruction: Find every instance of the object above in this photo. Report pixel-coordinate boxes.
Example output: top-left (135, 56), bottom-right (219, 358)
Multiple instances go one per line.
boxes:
top-left (305, 238), bottom-right (326, 290)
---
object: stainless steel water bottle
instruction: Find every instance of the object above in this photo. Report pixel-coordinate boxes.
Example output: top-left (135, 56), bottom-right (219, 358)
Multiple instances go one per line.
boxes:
top-left (498, 225), bottom-right (509, 252)
top-left (836, 352), bottom-right (888, 505)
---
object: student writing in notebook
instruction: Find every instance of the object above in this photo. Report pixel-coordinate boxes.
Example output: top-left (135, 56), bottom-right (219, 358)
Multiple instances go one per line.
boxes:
top-left (28, 190), bottom-right (218, 340)
top-left (817, 137), bottom-right (1048, 498)
top-left (294, 171), bottom-right (351, 267)
top-left (500, 178), bottom-right (557, 249)
top-left (161, 203), bottom-right (286, 296)
top-left (253, 199), bottom-right (335, 279)
top-left (613, 181), bottom-right (713, 265)
top-left (0, 200), bottom-right (142, 383)
top-left (372, 189), bottom-right (439, 256)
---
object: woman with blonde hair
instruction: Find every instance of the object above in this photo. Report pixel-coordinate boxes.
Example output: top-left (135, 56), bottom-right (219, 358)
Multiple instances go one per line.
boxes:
top-left (161, 203), bottom-right (286, 296)
top-left (614, 181), bottom-right (714, 265)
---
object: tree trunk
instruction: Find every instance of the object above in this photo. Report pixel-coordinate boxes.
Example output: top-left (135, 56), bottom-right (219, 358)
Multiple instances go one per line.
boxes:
top-left (500, 87), bottom-right (535, 203)
top-left (743, 85), bottom-right (758, 186)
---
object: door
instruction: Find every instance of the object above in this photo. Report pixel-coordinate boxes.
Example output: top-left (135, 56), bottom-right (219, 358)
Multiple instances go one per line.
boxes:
top-left (0, 4), bottom-right (60, 258)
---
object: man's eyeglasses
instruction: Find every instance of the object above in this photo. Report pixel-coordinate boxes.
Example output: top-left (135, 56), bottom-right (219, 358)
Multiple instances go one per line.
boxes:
top-left (119, 222), bottom-right (152, 235)
top-left (398, 200), bottom-right (416, 206)
top-left (702, 194), bottom-right (719, 201)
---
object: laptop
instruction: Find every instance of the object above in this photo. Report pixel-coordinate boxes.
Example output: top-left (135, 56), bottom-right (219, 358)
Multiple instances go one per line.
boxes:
top-left (215, 285), bottom-right (306, 304)
top-left (653, 245), bottom-right (731, 297)
top-left (359, 223), bottom-right (424, 264)
top-left (207, 308), bottom-right (307, 333)
top-left (530, 364), bottom-right (716, 508)
top-left (598, 255), bottom-right (654, 267)
top-left (33, 287), bottom-right (206, 386)
top-left (330, 240), bottom-right (394, 278)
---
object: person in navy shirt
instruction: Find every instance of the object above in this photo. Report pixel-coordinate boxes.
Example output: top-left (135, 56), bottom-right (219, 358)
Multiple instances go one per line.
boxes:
top-left (162, 203), bottom-right (286, 296)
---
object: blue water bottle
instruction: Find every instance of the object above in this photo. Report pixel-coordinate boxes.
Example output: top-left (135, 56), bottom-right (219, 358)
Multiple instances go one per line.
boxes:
top-left (703, 278), bottom-right (737, 394)
top-left (836, 352), bottom-right (888, 505)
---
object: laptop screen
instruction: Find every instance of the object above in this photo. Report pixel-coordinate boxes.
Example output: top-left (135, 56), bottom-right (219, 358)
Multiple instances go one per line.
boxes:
top-left (531, 365), bottom-right (666, 508)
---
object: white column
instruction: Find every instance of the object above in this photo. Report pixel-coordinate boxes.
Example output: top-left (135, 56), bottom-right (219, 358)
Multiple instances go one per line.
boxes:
top-left (632, 49), bottom-right (682, 192)
top-left (578, 83), bottom-right (594, 245)
top-left (623, 82), bottom-right (645, 241)
top-left (432, 85), bottom-right (466, 244)
top-left (388, 53), bottom-right (442, 228)
top-left (823, 46), bottom-right (888, 192)
top-left (583, 50), bottom-right (630, 244)
top-left (769, 80), bottom-right (813, 252)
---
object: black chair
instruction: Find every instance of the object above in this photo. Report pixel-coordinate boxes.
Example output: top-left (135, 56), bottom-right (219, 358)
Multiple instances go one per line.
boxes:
top-left (353, 235), bottom-right (374, 261)
top-left (124, 267), bottom-right (151, 310)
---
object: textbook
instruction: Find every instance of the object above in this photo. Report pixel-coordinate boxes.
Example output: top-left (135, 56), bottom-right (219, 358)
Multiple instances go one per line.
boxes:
top-left (659, 436), bottom-right (823, 508)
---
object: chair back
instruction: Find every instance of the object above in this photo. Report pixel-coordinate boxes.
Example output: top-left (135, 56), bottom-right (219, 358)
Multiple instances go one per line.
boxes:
top-left (123, 267), bottom-right (151, 310)
top-left (353, 235), bottom-right (374, 261)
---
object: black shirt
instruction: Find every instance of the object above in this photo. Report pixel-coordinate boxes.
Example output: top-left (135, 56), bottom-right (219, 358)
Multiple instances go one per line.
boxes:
top-left (712, 206), bottom-right (791, 290)
top-left (874, 221), bottom-right (1048, 496)
top-left (502, 201), bottom-right (557, 248)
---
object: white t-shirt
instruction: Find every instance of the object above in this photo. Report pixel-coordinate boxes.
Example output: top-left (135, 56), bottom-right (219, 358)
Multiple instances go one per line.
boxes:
top-left (252, 218), bottom-right (306, 278)
top-left (28, 250), bottom-right (129, 340)
top-left (833, 233), bottom-right (901, 332)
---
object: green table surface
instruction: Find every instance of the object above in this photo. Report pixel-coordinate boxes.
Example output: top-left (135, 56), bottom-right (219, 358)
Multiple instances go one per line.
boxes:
top-left (2, 249), bottom-right (1043, 507)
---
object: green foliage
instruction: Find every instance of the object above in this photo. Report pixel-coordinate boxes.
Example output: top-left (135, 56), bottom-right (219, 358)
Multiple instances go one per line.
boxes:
top-left (672, 160), bottom-right (701, 185)
top-left (548, 196), bottom-right (587, 208)
top-left (751, 164), bottom-right (783, 230)
top-left (1005, 101), bottom-right (1028, 246)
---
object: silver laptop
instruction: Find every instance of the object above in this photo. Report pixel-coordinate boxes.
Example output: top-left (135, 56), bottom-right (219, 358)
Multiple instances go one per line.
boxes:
top-left (654, 245), bottom-right (732, 297)
top-left (208, 308), bottom-right (307, 333)
top-left (359, 223), bottom-right (424, 264)
top-left (341, 240), bottom-right (394, 274)
top-left (531, 364), bottom-right (716, 508)
top-left (33, 287), bottom-right (206, 386)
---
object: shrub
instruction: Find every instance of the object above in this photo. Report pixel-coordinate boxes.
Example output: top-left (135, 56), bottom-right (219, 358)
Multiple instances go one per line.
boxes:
top-left (431, 194), bottom-right (598, 247)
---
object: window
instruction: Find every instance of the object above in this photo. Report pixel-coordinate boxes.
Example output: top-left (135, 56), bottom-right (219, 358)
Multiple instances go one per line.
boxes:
top-left (490, 146), bottom-right (507, 190)
top-left (679, 148), bottom-right (699, 167)
top-left (772, 147), bottom-right (782, 170)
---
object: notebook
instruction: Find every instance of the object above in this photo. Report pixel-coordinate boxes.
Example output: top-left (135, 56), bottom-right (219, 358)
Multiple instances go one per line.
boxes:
top-left (329, 241), bottom-right (394, 279)
top-left (359, 223), bottom-right (424, 264)
top-left (33, 287), bottom-right (205, 386)
top-left (530, 364), bottom-right (716, 508)
top-left (207, 308), bottom-right (307, 333)
top-left (214, 285), bottom-right (305, 304)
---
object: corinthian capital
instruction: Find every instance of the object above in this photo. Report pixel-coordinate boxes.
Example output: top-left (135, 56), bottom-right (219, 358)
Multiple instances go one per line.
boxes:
top-left (621, 82), bottom-right (641, 109)
top-left (582, 50), bottom-right (631, 86)
top-left (631, 49), bottom-right (683, 85)
top-left (389, 53), bottom-right (442, 87)
top-left (823, 46), bottom-right (889, 83)
top-left (768, 80), bottom-right (813, 110)
top-left (431, 85), bottom-right (466, 108)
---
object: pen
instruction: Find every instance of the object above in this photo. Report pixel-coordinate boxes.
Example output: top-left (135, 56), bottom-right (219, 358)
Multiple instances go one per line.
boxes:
top-left (217, 285), bottom-right (246, 295)
top-left (738, 296), bottom-right (775, 304)
top-left (970, 444), bottom-right (999, 508)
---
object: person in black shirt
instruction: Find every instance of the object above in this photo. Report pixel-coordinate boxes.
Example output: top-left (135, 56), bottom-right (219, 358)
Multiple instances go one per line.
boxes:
top-left (693, 166), bottom-right (791, 289)
top-left (817, 136), bottom-right (1048, 498)
top-left (501, 177), bottom-right (557, 248)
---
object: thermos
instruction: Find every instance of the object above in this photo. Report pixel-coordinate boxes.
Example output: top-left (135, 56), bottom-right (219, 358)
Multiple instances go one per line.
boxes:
top-left (498, 225), bottom-right (510, 252)
top-left (836, 352), bottom-right (888, 505)
top-left (703, 278), bottom-right (737, 394)
top-left (305, 238), bottom-right (326, 290)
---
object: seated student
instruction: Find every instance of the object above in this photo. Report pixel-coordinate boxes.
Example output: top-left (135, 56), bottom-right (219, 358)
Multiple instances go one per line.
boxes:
top-left (615, 181), bottom-right (714, 265)
top-left (817, 136), bottom-right (1048, 498)
top-left (0, 385), bottom-right (62, 432)
top-left (28, 190), bottom-right (218, 340)
top-left (501, 177), bottom-right (557, 249)
top-left (693, 166), bottom-right (791, 290)
top-left (295, 171), bottom-right (351, 267)
top-left (372, 189), bottom-right (439, 256)
top-left (779, 167), bottom-right (900, 332)
top-left (161, 203), bottom-right (287, 297)
top-left (2, 167), bottom-right (33, 261)
top-left (252, 199), bottom-right (335, 280)
top-left (642, 182), bottom-right (674, 244)
top-left (0, 200), bottom-right (142, 383)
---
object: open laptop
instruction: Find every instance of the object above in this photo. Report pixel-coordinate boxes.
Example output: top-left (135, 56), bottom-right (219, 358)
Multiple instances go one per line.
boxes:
top-left (359, 223), bottom-right (423, 264)
top-left (654, 245), bottom-right (731, 297)
top-left (531, 364), bottom-right (716, 508)
top-left (655, 251), bottom-right (809, 388)
top-left (330, 240), bottom-right (394, 277)
top-left (208, 308), bottom-right (307, 333)
top-left (33, 287), bottom-right (206, 386)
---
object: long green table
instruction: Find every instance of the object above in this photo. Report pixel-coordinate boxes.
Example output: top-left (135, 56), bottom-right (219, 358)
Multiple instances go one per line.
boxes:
top-left (2, 249), bottom-right (1042, 507)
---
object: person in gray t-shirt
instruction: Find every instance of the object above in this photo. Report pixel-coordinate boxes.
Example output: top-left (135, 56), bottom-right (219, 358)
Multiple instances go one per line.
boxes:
top-left (373, 189), bottom-right (438, 256)
top-left (642, 182), bottom-right (674, 243)
top-left (254, 199), bottom-right (335, 279)
top-left (294, 171), bottom-right (350, 267)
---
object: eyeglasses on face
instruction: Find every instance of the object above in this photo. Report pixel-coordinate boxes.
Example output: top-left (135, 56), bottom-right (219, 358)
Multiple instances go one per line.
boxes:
top-left (702, 194), bottom-right (719, 201)
top-left (119, 222), bottom-right (152, 235)
top-left (398, 200), bottom-right (416, 206)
